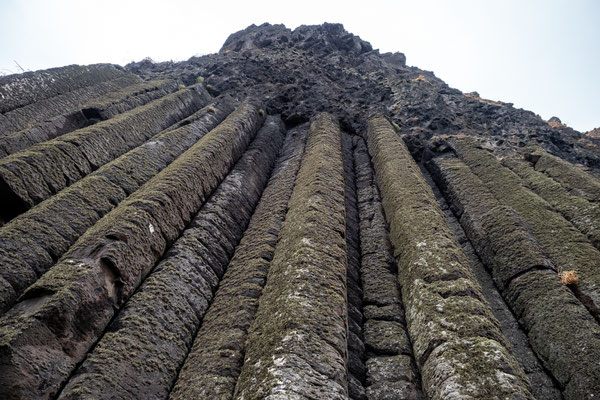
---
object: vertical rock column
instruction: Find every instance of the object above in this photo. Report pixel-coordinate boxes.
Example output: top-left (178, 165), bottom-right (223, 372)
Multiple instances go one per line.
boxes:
top-left (428, 148), bottom-right (600, 399)
top-left (502, 156), bottom-right (600, 250)
top-left (56, 116), bottom-right (285, 400)
top-left (0, 99), bottom-right (265, 400)
top-left (354, 137), bottom-right (423, 399)
top-left (450, 138), bottom-right (600, 322)
top-left (169, 124), bottom-right (308, 399)
top-left (422, 159), bottom-right (562, 399)
top-left (366, 115), bottom-right (532, 399)
top-left (234, 113), bottom-right (348, 400)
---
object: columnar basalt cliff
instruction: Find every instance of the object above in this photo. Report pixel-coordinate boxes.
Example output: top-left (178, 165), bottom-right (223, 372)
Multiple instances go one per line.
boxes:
top-left (0, 22), bottom-right (599, 400)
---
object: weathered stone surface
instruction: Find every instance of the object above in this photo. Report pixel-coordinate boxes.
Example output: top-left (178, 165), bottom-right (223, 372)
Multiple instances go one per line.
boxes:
top-left (0, 97), bottom-right (235, 314)
top-left (0, 75), bottom-right (140, 137)
top-left (353, 136), bottom-right (424, 397)
top-left (0, 64), bottom-right (131, 114)
top-left (364, 320), bottom-right (411, 355)
top-left (58, 115), bottom-right (284, 400)
top-left (366, 381), bottom-right (421, 400)
top-left (504, 157), bottom-right (600, 249)
top-left (366, 115), bottom-right (532, 399)
top-left (366, 355), bottom-right (416, 385)
top-left (0, 99), bottom-right (264, 399)
top-left (234, 113), bottom-right (348, 400)
top-left (507, 270), bottom-right (600, 400)
top-left (423, 160), bottom-right (562, 399)
top-left (0, 84), bottom-right (210, 220)
top-left (1, 22), bottom-right (599, 400)
top-left (451, 138), bottom-right (600, 322)
top-left (169, 123), bottom-right (306, 400)
top-left (527, 149), bottom-right (600, 202)
top-left (0, 79), bottom-right (179, 157)
top-left (428, 155), bottom-right (554, 289)
top-left (341, 131), bottom-right (366, 397)
top-left (428, 152), bottom-right (600, 399)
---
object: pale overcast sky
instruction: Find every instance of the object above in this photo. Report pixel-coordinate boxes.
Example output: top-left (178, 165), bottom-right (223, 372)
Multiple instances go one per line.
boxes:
top-left (1, 0), bottom-right (598, 132)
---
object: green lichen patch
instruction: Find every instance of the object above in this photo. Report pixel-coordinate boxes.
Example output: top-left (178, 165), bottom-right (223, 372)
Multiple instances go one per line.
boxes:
top-left (504, 158), bottom-right (600, 249)
top-left (171, 122), bottom-right (303, 400)
top-left (366, 115), bottom-right (532, 399)
top-left (506, 270), bottom-right (600, 397)
top-left (233, 114), bottom-right (348, 400)
top-left (527, 149), bottom-right (600, 202)
top-left (0, 86), bottom-right (208, 216)
top-left (0, 99), bottom-right (266, 399)
top-left (452, 138), bottom-right (600, 321)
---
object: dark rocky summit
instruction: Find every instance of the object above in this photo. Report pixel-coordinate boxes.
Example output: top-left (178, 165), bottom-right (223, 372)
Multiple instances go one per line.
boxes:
top-left (0, 22), bottom-right (599, 399)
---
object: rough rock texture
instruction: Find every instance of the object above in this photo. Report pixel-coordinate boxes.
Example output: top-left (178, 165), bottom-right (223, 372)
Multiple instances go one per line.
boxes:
top-left (126, 23), bottom-right (600, 173)
top-left (367, 116), bottom-right (532, 399)
top-left (234, 113), bottom-right (349, 399)
top-left (0, 22), bottom-right (599, 400)
top-left (170, 123), bottom-right (306, 400)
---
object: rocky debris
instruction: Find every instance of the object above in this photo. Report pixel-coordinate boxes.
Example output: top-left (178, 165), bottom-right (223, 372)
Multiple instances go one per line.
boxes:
top-left (126, 23), bottom-right (600, 173)
top-left (220, 22), bottom-right (372, 56)
top-left (0, 22), bottom-right (599, 400)
top-left (588, 127), bottom-right (600, 138)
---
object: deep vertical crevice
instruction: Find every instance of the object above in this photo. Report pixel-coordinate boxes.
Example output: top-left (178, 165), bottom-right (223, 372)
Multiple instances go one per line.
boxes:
top-left (341, 132), bottom-right (367, 400)
top-left (353, 135), bottom-right (424, 399)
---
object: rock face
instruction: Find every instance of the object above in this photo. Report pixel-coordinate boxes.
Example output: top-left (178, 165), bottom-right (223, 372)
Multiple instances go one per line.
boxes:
top-left (0, 22), bottom-right (599, 400)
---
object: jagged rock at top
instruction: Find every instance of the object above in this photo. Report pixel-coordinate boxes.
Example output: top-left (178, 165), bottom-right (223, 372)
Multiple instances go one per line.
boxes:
top-left (220, 22), bottom-right (373, 55)
top-left (1, 22), bottom-right (600, 400)
top-left (126, 22), bottom-right (599, 173)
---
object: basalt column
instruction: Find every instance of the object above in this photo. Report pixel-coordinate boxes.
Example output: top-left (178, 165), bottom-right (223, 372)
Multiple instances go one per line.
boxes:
top-left (366, 115), bottom-right (533, 399)
top-left (234, 113), bottom-right (349, 399)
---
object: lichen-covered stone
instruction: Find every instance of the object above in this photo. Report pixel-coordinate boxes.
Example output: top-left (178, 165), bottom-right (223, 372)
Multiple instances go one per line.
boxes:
top-left (364, 320), bottom-right (411, 355)
top-left (506, 270), bottom-right (600, 399)
top-left (0, 97), bottom-right (235, 315)
top-left (0, 79), bottom-right (181, 156)
top-left (0, 75), bottom-right (141, 138)
top-left (0, 64), bottom-right (132, 114)
top-left (0, 85), bottom-right (209, 220)
top-left (341, 131), bottom-right (367, 397)
top-left (169, 123), bottom-right (306, 400)
top-left (504, 157), bottom-right (600, 249)
top-left (428, 152), bottom-right (600, 399)
top-left (233, 113), bottom-right (348, 400)
top-left (366, 115), bottom-right (532, 399)
top-left (58, 115), bottom-right (284, 400)
top-left (353, 135), bottom-right (424, 397)
top-left (527, 148), bottom-right (600, 202)
top-left (452, 138), bottom-right (600, 322)
top-left (0, 99), bottom-right (265, 400)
